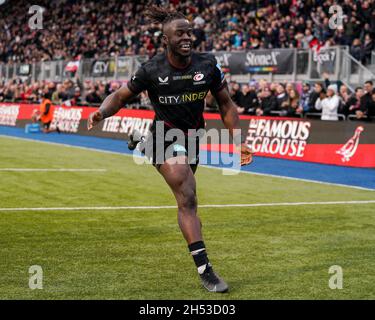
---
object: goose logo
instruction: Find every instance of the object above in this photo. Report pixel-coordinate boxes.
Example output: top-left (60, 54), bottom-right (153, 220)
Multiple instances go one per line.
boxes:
top-left (158, 76), bottom-right (169, 85)
top-left (336, 126), bottom-right (364, 162)
top-left (193, 73), bottom-right (204, 81)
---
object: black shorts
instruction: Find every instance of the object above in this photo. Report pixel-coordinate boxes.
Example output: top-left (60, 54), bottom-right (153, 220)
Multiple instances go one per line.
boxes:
top-left (139, 131), bottom-right (201, 169)
top-left (42, 121), bottom-right (51, 129)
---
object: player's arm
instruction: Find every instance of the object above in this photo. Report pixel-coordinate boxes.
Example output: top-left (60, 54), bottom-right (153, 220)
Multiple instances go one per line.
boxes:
top-left (213, 86), bottom-right (253, 166)
top-left (87, 86), bottom-right (136, 130)
top-left (88, 64), bottom-right (149, 130)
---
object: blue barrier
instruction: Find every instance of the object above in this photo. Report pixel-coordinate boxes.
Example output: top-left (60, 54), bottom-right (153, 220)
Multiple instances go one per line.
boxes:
top-left (25, 123), bottom-right (41, 133)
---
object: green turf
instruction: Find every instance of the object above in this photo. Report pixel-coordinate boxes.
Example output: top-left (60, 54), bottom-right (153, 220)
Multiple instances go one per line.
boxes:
top-left (0, 136), bottom-right (375, 299)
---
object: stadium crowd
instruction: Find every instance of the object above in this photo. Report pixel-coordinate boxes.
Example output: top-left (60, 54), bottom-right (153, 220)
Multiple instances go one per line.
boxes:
top-left (1, 0), bottom-right (374, 121)
top-left (226, 78), bottom-right (375, 120)
top-left (1, 76), bottom-right (374, 121)
top-left (0, 0), bottom-right (374, 65)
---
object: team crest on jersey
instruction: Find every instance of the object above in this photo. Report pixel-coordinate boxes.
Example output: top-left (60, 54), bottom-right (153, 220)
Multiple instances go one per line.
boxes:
top-left (158, 76), bottom-right (169, 85)
top-left (193, 73), bottom-right (204, 81)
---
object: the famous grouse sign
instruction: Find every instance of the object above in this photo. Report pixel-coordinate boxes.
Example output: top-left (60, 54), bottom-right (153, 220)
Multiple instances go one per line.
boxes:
top-left (245, 118), bottom-right (311, 158)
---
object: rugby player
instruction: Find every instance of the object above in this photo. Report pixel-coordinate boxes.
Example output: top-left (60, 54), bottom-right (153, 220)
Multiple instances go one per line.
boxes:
top-left (88, 6), bottom-right (253, 293)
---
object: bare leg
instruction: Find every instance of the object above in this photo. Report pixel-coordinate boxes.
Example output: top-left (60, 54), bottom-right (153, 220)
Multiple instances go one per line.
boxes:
top-left (157, 156), bottom-right (228, 292)
top-left (158, 156), bottom-right (202, 244)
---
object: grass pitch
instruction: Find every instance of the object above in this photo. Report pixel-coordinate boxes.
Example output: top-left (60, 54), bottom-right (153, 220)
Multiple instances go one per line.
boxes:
top-left (0, 135), bottom-right (375, 299)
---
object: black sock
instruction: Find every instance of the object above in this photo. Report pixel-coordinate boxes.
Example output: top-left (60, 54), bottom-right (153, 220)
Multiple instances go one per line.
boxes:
top-left (188, 241), bottom-right (210, 274)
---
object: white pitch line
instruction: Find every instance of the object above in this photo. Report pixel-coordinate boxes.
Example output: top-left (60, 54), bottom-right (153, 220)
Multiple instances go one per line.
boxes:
top-left (202, 165), bottom-right (375, 192)
top-left (0, 200), bottom-right (375, 212)
top-left (0, 168), bottom-right (107, 172)
top-left (1, 134), bottom-right (374, 191)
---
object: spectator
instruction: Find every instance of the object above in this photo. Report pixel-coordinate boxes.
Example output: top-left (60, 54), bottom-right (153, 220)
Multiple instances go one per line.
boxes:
top-left (0, 0), bottom-right (374, 64)
top-left (0, 85), bottom-right (4, 102)
top-left (358, 80), bottom-right (375, 119)
top-left (71, 87), bottom-right (84, 106)
top-left (350, 38), bottom-right (362, 61)
top-left (338, 84), bottom-right (350, 114)
top-left (63, 80), bottom-right (75, 100)
top-left (286, 88), bottom-right (303, 117)
top-left (369, 91), bottom-right (375, 118)
top-left (275, 83), bottom-right (289, 110)
top-left (315, 84), bottom-right (340, 120)
top-left (256, 87), bottom-right (277, 116)
top-left (229, 81), bottom-right (242, 106)
top-left (362, 34), bottom-right (374, 65)
top-left (85, 84), bottom-right (102, 104)
top-left (278, 87), bottom-right (301, 117)
top-left (52, 84), bottom-right (67, 105)
top-left (344, 87), bottom-right (363, 117)
top-left (237, 84), bottom-right (258, 115)
top-left (300, 83), bottom-right (312, 113)
top-left (308, 82), bottom-right (325, 113)
top-left (285, 83), bottom-right (294, 96)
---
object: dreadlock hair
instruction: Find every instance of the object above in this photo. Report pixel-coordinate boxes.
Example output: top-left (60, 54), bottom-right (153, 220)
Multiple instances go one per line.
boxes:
top-left (144, 5), bottom-right (187, 29)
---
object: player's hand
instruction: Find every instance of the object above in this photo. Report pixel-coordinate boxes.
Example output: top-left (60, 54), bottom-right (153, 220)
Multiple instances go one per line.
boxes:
top-left (240, 143), bottom-right (253, 166)
top-left (87, 110), bottom-right (103, 130)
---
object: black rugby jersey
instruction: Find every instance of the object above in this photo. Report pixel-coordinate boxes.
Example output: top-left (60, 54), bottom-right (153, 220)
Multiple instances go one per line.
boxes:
top-left (127, 52), bottom-right (226, 133)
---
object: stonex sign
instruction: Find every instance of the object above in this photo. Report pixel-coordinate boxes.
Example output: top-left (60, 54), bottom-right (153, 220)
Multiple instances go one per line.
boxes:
top-left (2, 103), bottom-right (375, 168)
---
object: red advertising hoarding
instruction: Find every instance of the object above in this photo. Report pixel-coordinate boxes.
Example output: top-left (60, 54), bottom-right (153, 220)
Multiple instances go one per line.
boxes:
top-left (1, 103), bottom-right (375, 168)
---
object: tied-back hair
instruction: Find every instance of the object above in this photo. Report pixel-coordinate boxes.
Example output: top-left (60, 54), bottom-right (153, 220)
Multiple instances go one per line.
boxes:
top-left (144, 5), bottom-right (186, 27)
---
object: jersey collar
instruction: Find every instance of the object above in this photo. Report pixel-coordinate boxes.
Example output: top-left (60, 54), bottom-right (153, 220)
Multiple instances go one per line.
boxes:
top-left (166, 51), bottom-right (193, 70)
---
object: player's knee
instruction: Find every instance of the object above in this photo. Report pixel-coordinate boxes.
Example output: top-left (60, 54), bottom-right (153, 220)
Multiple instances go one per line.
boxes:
top-left (178, 187), bottom-right (197, 212)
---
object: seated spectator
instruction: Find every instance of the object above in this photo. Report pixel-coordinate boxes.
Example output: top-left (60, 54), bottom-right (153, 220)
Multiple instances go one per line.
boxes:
top-left (85, 84), bottom-right (102, 104)
top-left (237, 84), bottom-right (259, 115)
top-left (300, 83), bottom-right (312, 113)
top-left (308, 82), bottom-right (325, 113)
top-left (229, 81), bottom-right (242, 106)
top-left (358, 81), bottom-right (375, 119)
top-left (256, 87), bottom-right (277, 116)
top-left (63, 80), bottom-right (75, 100)
top-left (285, 83), bottom-right (295, 96)
top-left (0, 84), bottom-right (4, 102)
top-left (344, 87), bottom-right (363, 116)
top-left (275, 83), bottom-right (289, 110)
top-left (287, 88), bottom-right (303, 117)
top-left (369, 91), bottom-right (375, 118)
top-left (52, 84), bottom-right (68, 105)
top-left (71, 87), bottom-right (84, 106)
top-left (315, 84), bottom-right (340, 120)
top-left (338, 84), bottom-right (350, 113)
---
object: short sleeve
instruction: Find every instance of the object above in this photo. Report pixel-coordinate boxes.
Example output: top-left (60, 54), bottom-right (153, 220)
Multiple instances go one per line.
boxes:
top-left (209, 61), bottom-right (227, 94)
top-left (127, 65), bottom-right (149, 95)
